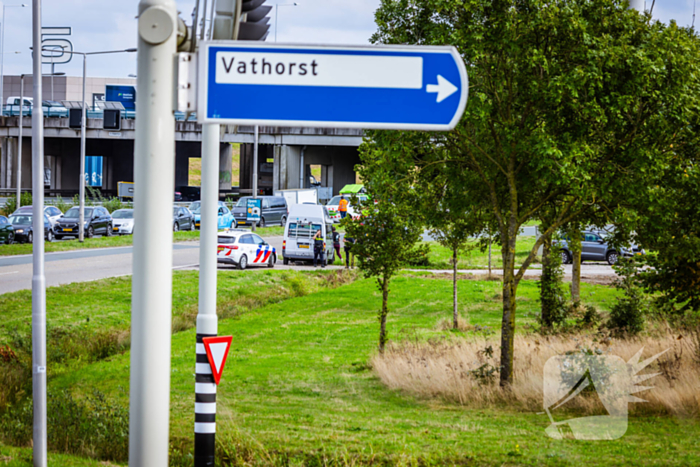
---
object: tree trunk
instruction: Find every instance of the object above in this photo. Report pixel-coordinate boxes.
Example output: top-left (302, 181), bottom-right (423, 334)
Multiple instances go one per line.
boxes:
top-left (453, 247), bottom-right (458, 329)
top-left (569, 225), bottom-right (582, 304)
top-left (488, 233), bottom-right (492, 275)
top-left (539, 232), bottom-right (554, 329)
top-left (378, 275), bottom-right (389, 353)
top-left (499, 233), bottom-right (518, 387)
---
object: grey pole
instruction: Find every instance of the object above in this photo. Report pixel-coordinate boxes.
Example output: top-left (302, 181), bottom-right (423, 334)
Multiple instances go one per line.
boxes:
top-left (16, 74), bottom-right (23, 209)
top-left (78, 54), bottom-right (86, 242)
top-left (252, 125), bottom-right (258, 232)
top-left (30, 1), bottom-right (46, 465)
top-left (194, 123), bottom-right (220, 467)
top-left (129, 1), bottom-right (176, 466)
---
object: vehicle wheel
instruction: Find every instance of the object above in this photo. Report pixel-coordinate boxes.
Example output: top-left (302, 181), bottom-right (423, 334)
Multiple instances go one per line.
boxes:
top-left (231, 220), bottom-right (236, 229)
top-left (606, 251), bottom-right (619, 266)
top-left (281, 216), bottom-right (287, 226)
top-left (258, 217), bottom-right (266, 228)
top-left (27, 232), bottom-right (33, 243)
top-left (46, 230), bottom-right (54, 242)
top-left (190, 221), bottom-right (196, 231)
top-left (268, 253), bottom-right (275, 268)
top-left (238, 254), bottom-right (248, 270)
top-left (173, 222), bottom-right (179, 232)
top-left (283, 257), bottom-right (289, 265)
top-left (7, 232), bottom-right (14, 244)
top-left (560, 249), bottom-right (572, 264)
top-left (86, 226), bottom-right (94, 239)
top-left (106, 224), bottom-right (113, 237)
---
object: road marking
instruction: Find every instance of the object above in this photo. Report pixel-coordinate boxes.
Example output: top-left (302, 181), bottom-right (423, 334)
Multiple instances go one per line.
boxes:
top-left (0, 270), bottom-right (19, 276)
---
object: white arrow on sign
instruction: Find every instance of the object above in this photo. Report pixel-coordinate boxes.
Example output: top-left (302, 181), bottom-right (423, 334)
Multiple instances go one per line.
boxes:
top-left (427, 75), bottom-right (458, 103)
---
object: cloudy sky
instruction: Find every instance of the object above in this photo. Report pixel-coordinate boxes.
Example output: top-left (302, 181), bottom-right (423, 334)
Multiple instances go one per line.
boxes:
top-left (1, 0), bottom-right (697, 79)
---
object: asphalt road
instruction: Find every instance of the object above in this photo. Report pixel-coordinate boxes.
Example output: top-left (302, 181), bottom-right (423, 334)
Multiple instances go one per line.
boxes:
top-left (0, 234), bottom-right (617, 295)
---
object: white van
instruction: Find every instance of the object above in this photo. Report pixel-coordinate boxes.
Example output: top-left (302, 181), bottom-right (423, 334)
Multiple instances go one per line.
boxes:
top-left (282, 204), bottom-right (335, 265)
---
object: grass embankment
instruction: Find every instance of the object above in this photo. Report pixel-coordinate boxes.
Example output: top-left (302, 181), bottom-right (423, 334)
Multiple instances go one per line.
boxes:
top-left (418, 236), bottom-right (539, 270)
top-left (4, 270), bottom-right (699, 465)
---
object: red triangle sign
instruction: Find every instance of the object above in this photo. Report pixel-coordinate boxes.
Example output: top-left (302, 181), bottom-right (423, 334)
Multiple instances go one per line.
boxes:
top-left (202, 336), bottom-right (233, 385)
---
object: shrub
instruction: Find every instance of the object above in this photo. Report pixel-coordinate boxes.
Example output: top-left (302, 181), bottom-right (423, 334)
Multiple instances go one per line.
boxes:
top-left (538, 238), bottom-right (568, 330)
top-left (49, 195), bottom-right (73, 214)
top-left (1, 193), bottom-right (33, 216)
top-left (608, 257), bottom-right (647, 335)
top-left (405, 243), bottom-right (431, 267)
top-left (102, 197), bottom-right (124, 213)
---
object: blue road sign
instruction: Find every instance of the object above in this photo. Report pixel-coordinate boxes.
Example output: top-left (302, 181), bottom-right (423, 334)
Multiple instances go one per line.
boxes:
top-left (197, 42), bottom-right (468, 130)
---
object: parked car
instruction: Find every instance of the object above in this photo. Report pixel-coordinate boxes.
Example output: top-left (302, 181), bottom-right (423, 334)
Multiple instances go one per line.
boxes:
top-left (7, 213), bottom-right (53, 243)
top-left (326, 185), bottom-right (369, 222)
top-left (4, 97), bottom-right (68, 117)
top-left (217, 229), bottom-right (276, 270)
top-left (231, 196), bottom-right (288, 227)
top-left (173, 206), bottom-right (195, 231)
top-left (282, 204), bottom-right (335, 265)
top-left (0, 215), bottom-right (15, 244)
top-left (175, 186), bottom-right (201, 201)
top-left (111, 209), bottom-right (134, 235)
top-left (557, 230), bottom-right (644, 266)
top-left (54, 206), bottom-right (113, 239)
top-left (188, 201), bottom-right (235, 230)
top-left (12, 205), bottom-right (63, 228)
top-left (174, 191), bottom-right (183, 202)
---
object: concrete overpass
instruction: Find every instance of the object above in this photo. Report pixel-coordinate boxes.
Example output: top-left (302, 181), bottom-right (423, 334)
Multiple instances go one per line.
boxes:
top-left (0, 115), bottom-right (363, 198)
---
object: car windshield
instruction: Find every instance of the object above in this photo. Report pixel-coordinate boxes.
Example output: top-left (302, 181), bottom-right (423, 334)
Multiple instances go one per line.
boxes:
top-left (173, 207), bottom-right (179, 216)
top-left (64, 207), bottom-right (93, 218)
top-left (235, 197), bottom-right (250, 207)
top-left (8, 215), bottom-right (32, 225)
top-left (112, 210), bottom-right (133, 219)
top-left (188, 202), bottom-right (201, 214)
top-left (327, 196), bottom-right (342, 205)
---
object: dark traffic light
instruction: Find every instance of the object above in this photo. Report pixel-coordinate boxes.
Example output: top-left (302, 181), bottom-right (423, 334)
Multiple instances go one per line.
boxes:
top-left (238, 0), bottom-right (271, 41)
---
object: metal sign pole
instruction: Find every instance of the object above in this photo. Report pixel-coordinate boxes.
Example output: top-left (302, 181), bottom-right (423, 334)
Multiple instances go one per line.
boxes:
top-left (16, 74), bottom-right (23, 210)
top-left (129, 1), bottom-right (176, 465)
top-left (252, 124), bottom-right (258, 232)
top-left (30, 1), bottom-right (47, 466)
top-left (194, 123), bottom-right (220, 467)
top-left (78, 54), bottom-right (86, 242)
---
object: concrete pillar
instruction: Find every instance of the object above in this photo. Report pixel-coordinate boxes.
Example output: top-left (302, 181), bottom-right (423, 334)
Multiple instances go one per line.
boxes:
top-left (219, 143), bottom-right (232, 191)
top-left (0, 137), bottom-right (6, 189)
top-left (5, 138), bottom-right (17, 189)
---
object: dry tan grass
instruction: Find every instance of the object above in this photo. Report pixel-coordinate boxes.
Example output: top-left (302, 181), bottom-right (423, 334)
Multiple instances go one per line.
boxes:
top-left (372, 331), bottom-right (700, 417)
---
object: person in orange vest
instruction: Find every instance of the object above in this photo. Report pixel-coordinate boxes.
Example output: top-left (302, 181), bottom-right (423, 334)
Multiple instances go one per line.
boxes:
top-left (338, 195), bottom-right (349, 219)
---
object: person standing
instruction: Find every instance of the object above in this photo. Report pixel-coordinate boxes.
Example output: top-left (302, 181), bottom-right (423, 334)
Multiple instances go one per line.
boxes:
top-left (338, 195), bottom-right (349, 219)
top-left (344, 234), bottom-right (355, 269)
top-left (313, 227), bottom-right (325, 268)
top-left (331, 226), bottom-right (341, 263)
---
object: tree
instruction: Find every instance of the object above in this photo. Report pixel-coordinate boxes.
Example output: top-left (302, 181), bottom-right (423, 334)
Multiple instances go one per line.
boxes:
top-left (371, 0), bottom-right (700, 385)
top-left (417, 150), bottom-right (484, 329)
top-left (345, 136), bottom-right (423, 352)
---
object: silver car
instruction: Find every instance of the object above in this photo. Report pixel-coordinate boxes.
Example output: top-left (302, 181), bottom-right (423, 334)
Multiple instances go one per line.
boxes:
top-left (112, 209), bottom-right (134, 235)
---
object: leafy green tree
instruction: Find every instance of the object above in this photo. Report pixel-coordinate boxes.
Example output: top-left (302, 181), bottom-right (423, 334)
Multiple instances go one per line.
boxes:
top-left (345, 137), bottom-right (423, 352)
top-left (371, 0), bottom-right (700, 385)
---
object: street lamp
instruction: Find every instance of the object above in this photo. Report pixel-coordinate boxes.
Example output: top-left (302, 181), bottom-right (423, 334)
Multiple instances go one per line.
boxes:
top-left (0, 3), bottom-right (27, 111)
top-left (41, 46), bottom-right (137, 242)
top-left (274, 2), bottom-right (298, 42)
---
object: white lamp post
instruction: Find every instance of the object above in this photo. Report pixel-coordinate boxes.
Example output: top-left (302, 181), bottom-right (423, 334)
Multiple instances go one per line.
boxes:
top-left (274, 2), bottom-right (298, 42)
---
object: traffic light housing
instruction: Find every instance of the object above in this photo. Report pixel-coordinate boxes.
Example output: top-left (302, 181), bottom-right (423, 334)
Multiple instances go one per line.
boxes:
top-left (103, 109), bottom-right (121, 131)
top-left (68, 108), bottom-right (82, 129)
top-left (212, 0), bottom-right (270, 41)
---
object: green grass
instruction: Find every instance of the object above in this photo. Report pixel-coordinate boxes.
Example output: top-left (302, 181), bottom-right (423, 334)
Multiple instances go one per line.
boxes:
top-left (0, 231), bottom-right (200, 256)
top-left (420, 236), bottom-right (540, 270)
top-left (0, 444), bottom-right (113, 466)
top-left (2, 272), bottom-right (698, 465)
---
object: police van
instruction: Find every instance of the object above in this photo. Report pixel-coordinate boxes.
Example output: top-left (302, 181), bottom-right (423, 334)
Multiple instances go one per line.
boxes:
top-left (217, 229), bottom-right (277, 270)
top-left (282, 204), bottom-right (334, 266)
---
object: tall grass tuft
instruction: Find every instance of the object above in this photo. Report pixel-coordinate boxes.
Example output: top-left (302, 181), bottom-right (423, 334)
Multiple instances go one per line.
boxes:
top-left (372, 331), bottom-right (700, 416)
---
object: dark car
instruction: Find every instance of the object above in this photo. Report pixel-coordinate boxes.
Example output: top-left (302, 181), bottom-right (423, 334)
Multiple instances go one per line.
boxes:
top-left (174, 191), bottom-right (183, 202)
top-left (0, 215), bottom-right (15, 244)
top-left (173, 206), bottom-right (195, 232)
top-left (231, 196), bottom-right (288, 228)
top-left (175, 186), bottom-right (201, 201)
top-left (54, 206), bottom-right (114, 239)
top-left (7, 213), bottom-right (53, 243)
top-left (557, 230), bottom-right (644, 266)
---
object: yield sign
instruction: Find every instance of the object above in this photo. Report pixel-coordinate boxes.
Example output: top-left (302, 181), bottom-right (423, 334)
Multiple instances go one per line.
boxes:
top-left (202, 336), bottom-right (233, 385)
